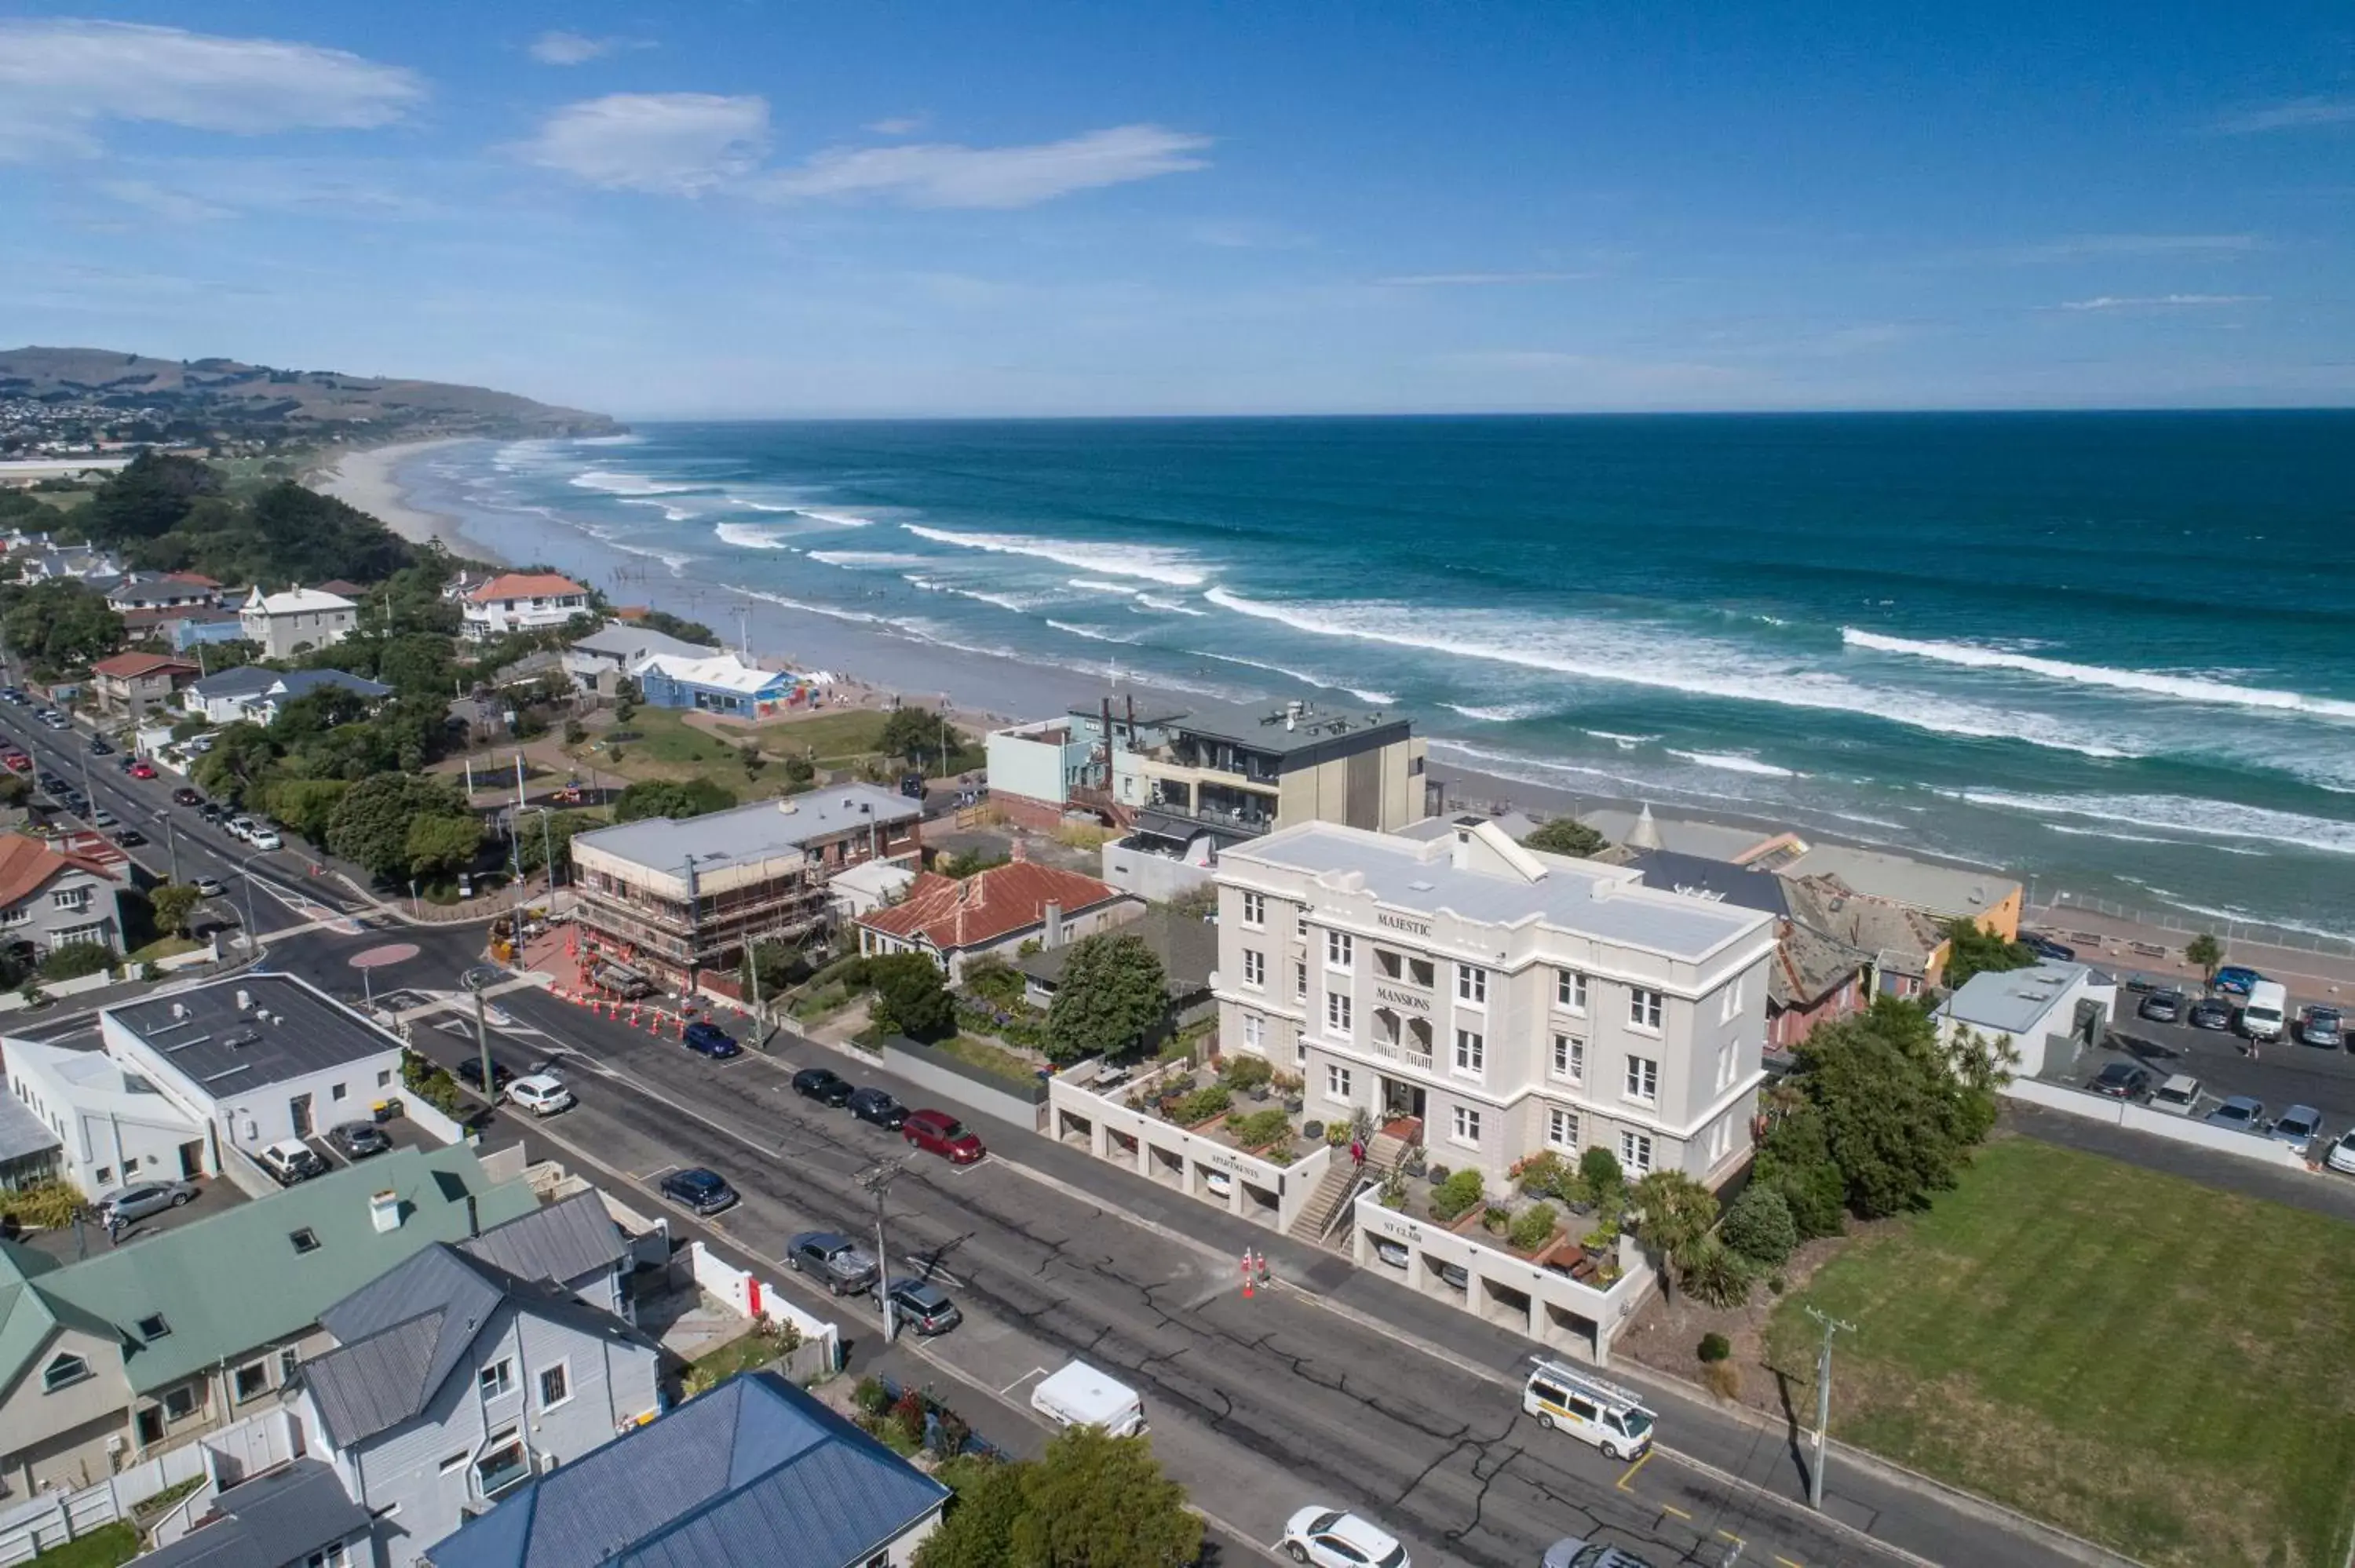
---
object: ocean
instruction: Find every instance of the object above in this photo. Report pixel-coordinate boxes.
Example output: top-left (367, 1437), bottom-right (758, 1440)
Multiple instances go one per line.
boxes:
top-left (392, 412), bottom-right (2355, 943)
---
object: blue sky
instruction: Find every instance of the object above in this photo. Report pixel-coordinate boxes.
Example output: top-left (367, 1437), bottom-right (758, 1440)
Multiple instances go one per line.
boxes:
top-left (2, 2), bottom-right (2350, 416)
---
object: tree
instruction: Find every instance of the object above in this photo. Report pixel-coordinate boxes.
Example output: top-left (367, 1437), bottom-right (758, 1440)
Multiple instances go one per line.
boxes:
top-left (1719, 1183), bottom-right (1798, 1269)
top-left (1630, 1169), bottom-right (1720, 1304)
top-left (1, 581), bottom-right (125, 673)
top-left (917, 1457), bottom-right (1030, 1568)
top-left (327, 774), bottom-right (470, 881)
top-left (1578, 1144), bottom-right (1625, 1209)
top-left (783, 754), bottom-right (816, 786)
top-left (1521, 817), bottom-right (1605, 858)
top-left (1007, 1427), bottom-right (1202, 1568)
top-left (1790, 996), bottom-right (1987, 1219)
top-left (612, 777), bottom-right (736, 823)
top-left (517, 809), bottom-right (601, 877)
top-left (881, 706), bottom-right (957, 768)
top-left (1043, 934), bottom-right (1167, 1064)
top-left (1940, 917), bottom-right (2037, 990)
top-left (867, 952), bottom-right (955, 1041)
top-left (84, 451), bottom-right (219, 545)
top-left (150, 884), bottom-right (202, 939)
top-left (1751, 1103), bottom-right (1846, 1240)
top-left (2185, 932), bottom-right (2223, 986)
top-left (192, 722), bottom-right (278, 806)
top-left (265, 778), bottom-right (351, 844)
top-left (405, 813), bottom-right (483, 879)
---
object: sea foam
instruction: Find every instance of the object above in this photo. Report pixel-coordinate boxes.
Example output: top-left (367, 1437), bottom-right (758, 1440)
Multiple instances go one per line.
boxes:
top-left (903, 523), bottom-right (1207, 586)
top-left (1843, 629), bottom-right (2355, 721)
top-left (1959, 789), bottom-right (2355, 857)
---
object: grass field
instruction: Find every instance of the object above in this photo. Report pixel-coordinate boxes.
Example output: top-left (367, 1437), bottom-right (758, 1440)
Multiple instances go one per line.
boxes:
top-left (1765, 1137), bottom-right (2355, 1567)
top-left (571, 706), bottom-right (983, 797)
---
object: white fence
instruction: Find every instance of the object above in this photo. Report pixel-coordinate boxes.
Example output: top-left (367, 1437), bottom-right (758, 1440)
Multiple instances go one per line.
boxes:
top-left (686, 1242), bottom-right (842, 1375)
top-left (0, 1407), bottom-right (293, 1566)
top-left (2004, 1078), bottom-right (2313, 1169)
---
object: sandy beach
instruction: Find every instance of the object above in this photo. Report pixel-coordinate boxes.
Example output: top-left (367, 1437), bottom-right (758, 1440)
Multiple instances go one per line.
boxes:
top-left (312, 439), bottom-right (497, 559)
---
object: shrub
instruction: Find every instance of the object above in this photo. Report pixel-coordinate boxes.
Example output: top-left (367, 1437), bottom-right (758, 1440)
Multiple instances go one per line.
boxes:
top-left (1509, 1203), bottom-right (1559, 1252)
top-left (1219, 1054), bottom-right (1273, 1092)
top-left (854, 1376), bottom-right (890, 1416)
top-left (1226, 1107), bottom-right (1292, 1149)
top-left (1680, 1238), bottom-right (1754, 1309)
top-left (1429, 1168), bottom-right (1485, 1222)
top-left (1721, 1183), bottom-right (1799, 1269)
top-left (1697, 1332), bottom-right (1732, 1364)
top-left (1426, 1163), bottom-right (1449, 1185)
top-left (891, 1388), bottom-right (928, 1447)
top-left (1324, 1121), bottom-right (1353, 1147)
top-left (1511, 1150), bottom-right (1567, 1194)
top-left (1482, 1203), bottom-right (1512, 1233)
top-left (1702, 1361), bottom-right (1743, 1402)
top-left (38, 943), bottom-right (115, 982)
top-left (1, 1180), bottom-right (86, 1229)
top-left (1579, 1146), bottom-right (1624, 1206)
top-left (1167, 1084), bottom-right (1232, 1125)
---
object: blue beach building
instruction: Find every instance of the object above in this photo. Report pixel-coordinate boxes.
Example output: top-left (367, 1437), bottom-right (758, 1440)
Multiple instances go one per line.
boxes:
top-left (637, 652), bottom-right (805, 717)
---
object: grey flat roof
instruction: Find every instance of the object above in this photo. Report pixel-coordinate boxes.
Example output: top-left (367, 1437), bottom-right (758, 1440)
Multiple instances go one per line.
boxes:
top-left (572, 786), bottom-right (921, 876)
top-left (1228, 823), bottom-right (1769, 962)
top-left (1780, 842), bottom-right (2020, 919)
top-left (108, 974), bottom-right (401, 1095)
top-left (1074, 695), bottom-right (1409, 757)
top-left (1583, 808), bottom-right (1778, 862)
top-left (1939, 959), bottom-right (2094, 1036)
top-left (1627, 849), bottom-right (1790, 917)
top-left (571, 624), bottom-right (717, 661)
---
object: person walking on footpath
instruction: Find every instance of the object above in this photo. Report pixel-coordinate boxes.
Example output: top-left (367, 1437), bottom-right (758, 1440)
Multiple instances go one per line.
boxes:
top-left (1350, 1136), bottom-right (1366, 1169)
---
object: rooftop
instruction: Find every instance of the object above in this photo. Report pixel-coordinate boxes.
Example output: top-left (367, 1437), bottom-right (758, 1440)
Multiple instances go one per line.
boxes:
top-left (422, 1372), bottom-right (949, 1568)
top-left (469, 572), bottom-right (589, 603)
top-left (91, 651), bottom-right (199, 680)
top-left (243, 585), bottom-right (356, 615)
top-left (455, 1189), bottom-right (626, 1287)
top-left (0, 1086), bottom-right (61, 1165)
top-left (271, 669), bottom-right (392, 702)
top-left (187, 665), bottom-right (281, 701)
top-left (1014, 906), bottom-right (1218, 995)
top-left (1938, 959), bottom-right (2101, 1037)
top-left (859, 862), bottom-right (1131, 952)
top-left (109, 974), bottom-right (404, 1096)
top-left (570, 623), bottom-right (717, 662)
top-left (1780, 873), bottom-right (1948, 974)
top-left (638, 652), bottom-right (797, 696)
top-left (135, 1460), bottom-right (370, 1568)
top-left (1627, 848), bottom-right (1791, 917)
top-left (1077, 694), bottom-right (1410, 758)
top-left (573, 787), bottom-right (921, 877)
top-left (1223, 820), bottom-right (1771, 964)
top-left (1778, 842), bottom-right (2021, 921)
top-left (1581, 808), bottom-right (1784, 863)
top-left (0, 831), bottom-right (115, 907)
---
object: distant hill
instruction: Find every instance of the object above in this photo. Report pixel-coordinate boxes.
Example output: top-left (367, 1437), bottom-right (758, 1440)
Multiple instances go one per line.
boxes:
top-left (0, 345), bottom-right (622, 441)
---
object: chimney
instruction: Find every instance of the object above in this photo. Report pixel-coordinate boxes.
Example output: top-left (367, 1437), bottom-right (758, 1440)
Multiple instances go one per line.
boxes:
top-left (235, 988), bottom-right (253, 1012)
top-left (1010, 839), bottom-right (1028, 862)
top-left (1044, 901), bottom-right (1064, 948)
top-left (369, 1191), bottom-right (400, 1234)
top-left (1285, 699), bottom-right (1302, 732)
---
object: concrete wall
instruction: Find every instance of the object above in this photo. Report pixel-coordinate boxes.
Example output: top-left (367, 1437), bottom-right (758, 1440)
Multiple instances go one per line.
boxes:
top-left (1046, 1072), bottom-right (1336, 1231)
top-left (2003, 1078), bottom-right (2313, 1168)
top-left (984, 727), bottom-right (1086, 808)
top-left (1100, 839), bottom-right (1216, 903)
top-left (685, 1242), bottom-right (842, 1377)
top-left (874, 1037), bottom-right (1047, 1131)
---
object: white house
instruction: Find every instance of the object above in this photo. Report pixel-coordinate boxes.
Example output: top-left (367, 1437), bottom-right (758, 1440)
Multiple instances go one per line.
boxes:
top-left (462, 573), bottom-right (591, 640)
top-left (239, 585), bottom-right (359, 658)
top-left (4, 1035), bottom-right (210, 1194)
top-left (1934, 959), bottom-right (2114, 1078)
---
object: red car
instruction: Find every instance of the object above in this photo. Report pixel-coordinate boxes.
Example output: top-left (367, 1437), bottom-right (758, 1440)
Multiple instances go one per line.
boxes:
top-left (128, 760), bottom-right (157, 779)
top-left (1, 752), bottom-right (27, 774)
top-left (903, 1109), bottom-right (985, 1164)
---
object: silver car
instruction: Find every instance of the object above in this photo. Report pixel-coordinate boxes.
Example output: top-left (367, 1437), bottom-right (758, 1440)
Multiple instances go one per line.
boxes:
top-left (100, 1180), bottom-right (199, 1224)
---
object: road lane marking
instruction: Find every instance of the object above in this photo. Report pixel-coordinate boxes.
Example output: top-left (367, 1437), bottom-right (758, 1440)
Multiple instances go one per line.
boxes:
top-left (1718, 1529), bottom-right (1745, 1543)
top-left (1659, 1504), bottom-right (1692, 1521)
top-left (1776, 1557), bottom-right (1804, 1568)
top-left (999, 1366), bottom-right (1050, 1396)
top-left (1616, 1450), bottom-right (1654, 1491)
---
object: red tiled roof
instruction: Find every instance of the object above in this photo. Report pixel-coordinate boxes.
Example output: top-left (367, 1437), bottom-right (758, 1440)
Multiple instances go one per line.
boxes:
top-left (469, 572), bottom-right (588, 603)
top-left (0, 832), bottom-right (115, 909)
top-left (858, 862), bottom-right (1126, 952)
top-left (165, 571), bottom-right (222, 587)
top-left (91, 652), bottom-right (199, 680)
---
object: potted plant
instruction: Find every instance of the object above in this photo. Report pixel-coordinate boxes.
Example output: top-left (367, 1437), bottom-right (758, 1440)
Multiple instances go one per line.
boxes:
top-left (1583, 1214), bottom-right (1620, 1261)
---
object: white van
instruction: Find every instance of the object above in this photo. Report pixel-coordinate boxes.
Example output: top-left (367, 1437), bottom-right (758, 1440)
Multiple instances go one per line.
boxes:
top-left (2242, 980), bottom-right (2288, 1041)
top-left (1522, 1359), bottom-right (1655, 1461)
top-left (1031, 1360), bottom-right (1145, 1437)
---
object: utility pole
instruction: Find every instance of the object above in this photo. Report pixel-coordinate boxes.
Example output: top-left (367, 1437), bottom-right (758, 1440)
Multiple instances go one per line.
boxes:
top-left (163, 815), bottom-right (181, 884)
top-left (1804, 1305), bottom-right (1857, 1511)
top-left (856, 1158), bottom-right (913, 1341)
top-left (463, 968), bottom-right (498, 1116)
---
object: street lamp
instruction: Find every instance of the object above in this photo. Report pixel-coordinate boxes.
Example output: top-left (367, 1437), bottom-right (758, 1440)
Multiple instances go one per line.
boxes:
top-left (236, 848), bottom-right (271, 957)
top-left (460, 965), bottom-right (502, 1117)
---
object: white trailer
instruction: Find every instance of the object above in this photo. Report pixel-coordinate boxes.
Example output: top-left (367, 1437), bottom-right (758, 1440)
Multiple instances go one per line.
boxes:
top-left (1030, 1360), bottom-right (1145, 1436)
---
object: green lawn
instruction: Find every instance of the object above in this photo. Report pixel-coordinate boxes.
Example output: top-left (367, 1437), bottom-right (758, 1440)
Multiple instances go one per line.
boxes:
top-left (1765, 1138), bottom-right (2355, 1567)
top-left (573, 706), bottom-right (980, 797)
top-left (126, 935), bottom-right (201, 964)
top-left (28, 1522), bottom-right (138, 1568)
top-left (934, 1033), bottom-right (1041, 1086)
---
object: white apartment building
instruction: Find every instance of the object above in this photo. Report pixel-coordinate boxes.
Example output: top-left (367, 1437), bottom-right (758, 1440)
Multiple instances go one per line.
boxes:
top-left (1214, 819), bottom-right (1776, 1187)
top-left (239, 584), bottom-right (358, 658)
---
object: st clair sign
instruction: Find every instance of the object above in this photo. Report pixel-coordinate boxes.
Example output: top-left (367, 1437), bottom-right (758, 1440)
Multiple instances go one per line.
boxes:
top-left (1377, 910), bottom-right (1432, 937)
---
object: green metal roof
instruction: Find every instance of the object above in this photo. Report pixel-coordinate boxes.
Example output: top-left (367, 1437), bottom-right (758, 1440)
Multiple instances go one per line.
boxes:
top-left (3, 1145), bottom-right (537, 1397)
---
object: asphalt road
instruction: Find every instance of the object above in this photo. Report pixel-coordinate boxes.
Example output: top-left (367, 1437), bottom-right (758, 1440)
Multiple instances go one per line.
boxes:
top-left (2085, 986), bottom-right (2355, 1136)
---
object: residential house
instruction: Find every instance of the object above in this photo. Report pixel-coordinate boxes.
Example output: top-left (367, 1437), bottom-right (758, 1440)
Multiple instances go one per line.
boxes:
top-left (1013, 905), bottom-right (1218, 1034)
top-left (562, 624), bottom-right (717, 698)
top-left (297, 1242), bottom-right (661, 1568)
top-left (454, 1190), bottom-right (633, 1324)
top-left (636, 651), bottom-right (805, 717)
top-left (825, 858), bottom-right (917, 922)
top-left (0, 1145), bottom-right (537, 1497)
top-left (5, 1036), bottom-right (208, 1195)
top-left (1779, 873), bottom-right (1952, 997)
top-left (134, 1457), bottom-right (372, 1568)
top-left (420, 1372), bottom-right (948, 1568)
top-left (1776, 842), bottom-right (2024, 940)
top-left (0, 832), bottom-right (122, 961)
top-left (571, 787), bottom-right (923, 994)
top-left (1624, 848), bottom-right (1791, 917)
top-left (239, 586), bottom-right (358, 659)
top-left (1934, 959), bottom-right (2113, 1079)
top-left (90, 652), bottom-right (202, 719)
top-left (183, 666), bottom-right (281, 726)
top-left (106, 572), bottom-right (223, 616)
top-left (856, 854), bottom-right (1141, 983)
top-left (234, 669), bottom-right (391, 728)
top-left (19, 543), bottom-right (122, 583)
top-left (462, 574), bottom-right (590, 641)
top-left (1765, 923), bottom-right (1871, 1052)
top-left (1214, 818), bottom-right (1776, 1186)
top-left (166, 610), bottom-right (249, 653)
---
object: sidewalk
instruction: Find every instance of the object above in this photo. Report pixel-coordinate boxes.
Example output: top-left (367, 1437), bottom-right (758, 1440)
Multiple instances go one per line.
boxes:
top-left (2032, 899), bottom-right (2355, 998)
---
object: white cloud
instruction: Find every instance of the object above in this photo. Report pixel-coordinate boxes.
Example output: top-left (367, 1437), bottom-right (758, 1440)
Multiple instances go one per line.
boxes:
top-left (96, 177), bottom-right (230, 222)
top-left (514, 93), bottom-right (771, 195)
top-left (866, 115), bottom-right (926, 136)
top-left (1375, 271), bottom-right (1589, 286)
top-left (761, 124), bottom-right (1209, 208)
top-left (2050, 294), bottom-right (2267, 311)
top-left (528, 31), bottom-right (611, 65)
top-left (0, 19), bottom-right (424, 162)
top-left (2004, 233), bottom-right (2260, 263)
top-left (2213, 97), bottom-right (2355, 134)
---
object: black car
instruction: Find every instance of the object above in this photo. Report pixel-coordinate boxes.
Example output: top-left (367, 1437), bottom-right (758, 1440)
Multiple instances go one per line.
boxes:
top-left (86, 738), bottom-right (111, 756)
top-left (2138, 989), bottom-right (2185, 1023)
top-left (846, 1086), bottom-right (907, 1129)
top-left (37, 775), bottom-right (63, 793)
top-left (2022, 933), bottom-right (2076, 961)
top-left (2189, 997), bottom-right (2234, 1030)
top-left (792, 1066), bottom-right (854, 1105)
top-left (326, 1121), bottom-right (393, 1159)
top-left (2087, 1062), bottom-right (2153, 1101)
top-left (171, 786), bottom-right (203, 807)
top-left (659, 1167), bottom-right (739, 1216)
top-left (111, 828), bottom-right (145, 848)
top-left (197, 802), bottom-right (225, 822)
top-left (454, 1056), bottom-right (517, 1098)
top-left (886, 1278), bottom-right (963, 1335)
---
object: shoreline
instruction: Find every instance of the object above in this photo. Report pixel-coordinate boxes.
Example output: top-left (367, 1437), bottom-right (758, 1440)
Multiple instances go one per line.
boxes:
top-left (312, 439), bottom-right (503, 560)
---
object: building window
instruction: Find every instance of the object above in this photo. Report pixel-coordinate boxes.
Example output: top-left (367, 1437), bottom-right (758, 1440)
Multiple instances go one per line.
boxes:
top-left (289, 1227), bottom-right (320, 1255)
top-left (479, 1358), bottom-right (516, 1399)
top-left (1457, 965), bottom-right (1488, 1005)
top-left (1325, 930), bottom-right (1353, 972)
top-left (538, 1362), bottom-right (571, 1409)
top-left (1721, 975), bottom-right (1746, 1023)
top-left (1451, 1105), bottom-right (1481, 1147)
top-left (279, 1348), bottom-right (300, 1384)
top-left (1629, 987), bottom-right (1663, 1031)
top-left (1452, 1028), bottom-right (1484, 1076)
top-left (234, 1362), bottom-right (271, 1402)
top-left (439, 1452), bottom-right (468, 1475)
top-left (1375, 949), bottom-right (1402, 980)
top-left (1240, 892), bottom-right (1265, 928)
top-left (1294, 961), bottom-right (1308, 1002)
top-left (305, 1545), bottom-right (350, 1568)
top-left (1241, 949), bottom-right (1265, 988)
top-left (1296, 912), bottom-right (1309, 939)
top-left (94, 1165), bottom-right (113, 1187)
top-left (1326, 1065), bottom-right (1353, 1103)
top-left (1326, 991), bottom-right (1352, 1037)
top-left (42, 1352), bottom-right (91, 1393)
top-left (1546, 1108), bottom-right (1579, 1150)
top-left (1619, 1130), bottom-right (1655, 1174)
top-left (1557, 970), bottom-right (1587, 1013)
top-left (330, 1083), bottom-right (347, 1102)
top-left (137, 1313), bottom-right (170, 1340)
top-left (1625, 1056), bottom-right (1659, 1105)
top-left (162, 1383), bottom-right (199, 1422)
top-left (51, 888), bottom-right (89, 912)
top-left (1242, 1013), bottom-right (1265, 1054)
top-left (1550, 1034), bottom-right (1584, 1084)
top-left (1716, 1041), bottom-right (1736, 1092)
top-left (377, 1069), bottom-right (393, 1088)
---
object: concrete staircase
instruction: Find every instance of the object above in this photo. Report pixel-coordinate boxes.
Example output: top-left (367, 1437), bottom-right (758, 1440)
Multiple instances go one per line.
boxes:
top-left (1287, 1128), bottom-right (1416, 1245)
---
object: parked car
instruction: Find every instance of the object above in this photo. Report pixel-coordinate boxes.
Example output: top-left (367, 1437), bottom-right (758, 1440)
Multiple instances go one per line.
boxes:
top-left (2327, 1129), bottom-right (2355, 1176)
top-left (110, 828), bottom-right (144, 848)
top-left (1283, 1508), bottom-right (1410, 1568)
top-left (197, 802), bottom-right (225, 822)
top-left (2189, 997), bottom-right (2234, 1030)
top-left (507, 1074), bottom-right (575, 1116)
top-left (786, 1231), bottom-right (878, 1294)
top-left (86, 738), bottom-right (111, 756)
top-left (325, 1121), bottom-right (392, 1159)
top-left (791, 1066), bottom-right (854, 1105)
top-left (0, 751), bottom-right (26, 773)
top-left (2213, 965), bottom-right (2265, 997)
top-left (99, 1180), bottom-right (199, 1224)
top-left (2122, 972), bottom-right (2156, 994)
top-left (193, 876), bottom-right (226, 897)
top-left (256, 1140), bottom-right (330, 1186)
top-left (659, 1167), bottom-right (739, 1216)
top-left (1371, 1238), bottom-right (1411, 1269)
top-left (129, 760), bottom-right (156, 779)
top-left (89, 808), bottom-right (115, 828)
top-left (2298, 1005), bottom-right (2344, 1049)
top-left (454, 1056), bottom-right (517, 1099)
top-left (1542, 1541), bottom-right (1655, 1568)
top-left (2138, 989), bottom-right (2185, 1023)
top-left (225, 815), bottom-right (256, 841)
top-left (2271, 1105), bottom-right (2324, 1147)
top-left (886, 1278), bottom-right (963, 1335)
top-left (683, 1020), bottom-right (741, 1059)
top-left (845, 1086), bottom-right (907, 1129)
top-left (2021, 933), bottom-right (2076, 961)
top-left (2203, 1096), bottom-right (2266, 1134)
top-left (903, 1108), bottom-right (985, 1164)
top-left (2087, 1062), bottom-right (2152, 1101)
top-left (171, 786), bottom-right (203, 806)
